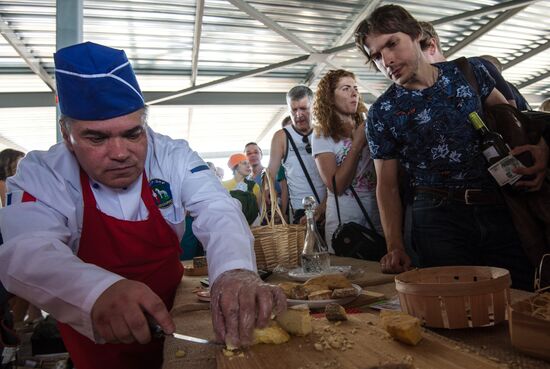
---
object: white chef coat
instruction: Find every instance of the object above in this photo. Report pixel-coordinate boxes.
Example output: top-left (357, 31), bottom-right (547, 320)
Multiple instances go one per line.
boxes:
top-left (0, 127), bottom-right (256, 341)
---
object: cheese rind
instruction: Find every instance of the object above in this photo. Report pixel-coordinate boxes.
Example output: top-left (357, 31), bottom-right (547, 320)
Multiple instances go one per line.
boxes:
top-left (304, 274), bottom-right (352, 290)
top-left (331, 287), bottom-right (358, 299)
top-left (276, 304), bottom-right (312, 336)
top-left (307, 289), bottom-right (333, 300)
top-left (379, 311), bottom-right (423, 346)
top-left (278, 282), bottom-right (300, 298)
top-left (325, 303), bottom-right (348, 321)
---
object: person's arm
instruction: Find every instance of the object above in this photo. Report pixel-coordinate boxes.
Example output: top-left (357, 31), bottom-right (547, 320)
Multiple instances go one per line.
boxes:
top-left (315, 122), bottom-right (367, 196)
top-left (482, 82), bottom-right (549, 190)
top-left (267, 130), bottom-right (285, 184)
top-left (180, 144), bottom-right (285, 348)
top-left (374, 159), bottom-right (411, 273)
top-left (478, 58), bottom-right (516, 106)
top-left (485, 87), bottom-right (508, 107)
top-left (279, 178), bottom-right (289, 223)
top-left (511, 137), bottom-right (549, 191)
top-left (0, 154), bottom-right (170, 345)
top-left (0, 199), bottom-right (134, 342)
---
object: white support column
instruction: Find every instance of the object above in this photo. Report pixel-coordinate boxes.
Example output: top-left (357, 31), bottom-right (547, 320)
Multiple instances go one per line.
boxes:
top-left (55, 0), bottom-right (83, 142)
top-left (191, 0), bottom-right (205, 87)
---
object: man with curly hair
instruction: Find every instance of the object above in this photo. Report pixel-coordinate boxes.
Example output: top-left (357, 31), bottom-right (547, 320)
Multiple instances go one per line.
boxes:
top-left (354, 4), bottom-right (549, 290)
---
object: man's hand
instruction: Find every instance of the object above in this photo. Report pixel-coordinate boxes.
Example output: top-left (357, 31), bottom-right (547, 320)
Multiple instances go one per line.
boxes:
top-left (511, 138), bottom-right (549, 191)
top-left (210, 269), bottom-right (286, 348)
top-left (91, 279), bottom-right (173, 344)
top-left (380, 248), bottom-right (412, 274)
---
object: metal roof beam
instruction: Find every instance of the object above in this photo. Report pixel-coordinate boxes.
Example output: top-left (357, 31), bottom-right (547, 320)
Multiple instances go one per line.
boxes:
top-left (0, 14), bottom-right (56, 92)
top-left (330, 0), bottom-right (541, 56)
top-left (190, 0), bottom-right (205, 87)
top-left (444, 5), bottom-right (529, 58)
top-left (226, 0), bottom-right (315, 53)
top-left (304, 0), bottom-right (382, 88)
top-left (255, 107), bottom-right (287, 143)
top-left (147, 54), bottom-right (309, 104)
top-left (0, 134), bottom-right (27, 152)
top-left (0, 91), bottom-right (290, 108)
top-left (432, 0), bottom-right (539, 26)
top-left (517, 70), bottom-right (550, 89)
top-left (502, 39), bottom-right (550, 70)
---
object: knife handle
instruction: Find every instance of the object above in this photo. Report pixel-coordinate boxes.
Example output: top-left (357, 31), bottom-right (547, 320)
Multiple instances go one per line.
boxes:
top-left (145, 313), bottom-right (165, 339)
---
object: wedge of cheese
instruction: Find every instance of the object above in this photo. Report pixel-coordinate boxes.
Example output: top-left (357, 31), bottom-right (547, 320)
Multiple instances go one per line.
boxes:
top-left (379, 310), bottom-right (422, 346)
top-left (304, 273), bottom-right (352, 290)
top-left (253, 321), bottom-right (290, 345)
top-left (276, 304), bottom-right (312, 336)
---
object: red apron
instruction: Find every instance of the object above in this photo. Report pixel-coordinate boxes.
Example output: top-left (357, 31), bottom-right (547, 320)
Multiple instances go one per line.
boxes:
top-left (58, 169), bottom-right (183, 369)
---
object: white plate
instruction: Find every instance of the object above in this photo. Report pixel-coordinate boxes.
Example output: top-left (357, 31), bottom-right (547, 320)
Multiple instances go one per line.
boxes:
top-left (286, 284), bottom-right (362, 309)
top-left (287, 265), bottom-right (352, 282)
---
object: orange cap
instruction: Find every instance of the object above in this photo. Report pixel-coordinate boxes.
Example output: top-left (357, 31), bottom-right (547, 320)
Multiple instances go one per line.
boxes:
top-left (227, 153), bottom-right (248, 169)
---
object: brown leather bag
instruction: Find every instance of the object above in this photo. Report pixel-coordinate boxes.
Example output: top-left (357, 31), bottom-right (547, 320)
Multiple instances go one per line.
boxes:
top-left (455, 57), bottom-right (550, 287)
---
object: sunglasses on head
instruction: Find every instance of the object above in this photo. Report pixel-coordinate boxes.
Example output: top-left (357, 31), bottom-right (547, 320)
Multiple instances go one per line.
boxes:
top-left (302, 135), bottom-right (312, 154)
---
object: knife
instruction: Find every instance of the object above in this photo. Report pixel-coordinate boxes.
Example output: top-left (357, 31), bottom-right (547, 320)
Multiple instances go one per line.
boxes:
top-left (147, 314), bottom-right (220, 345)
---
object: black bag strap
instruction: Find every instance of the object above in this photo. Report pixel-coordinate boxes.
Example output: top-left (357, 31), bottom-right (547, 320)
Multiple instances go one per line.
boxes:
top-left (331, 175), bottom-right (378, 232)
top-left (283, 128), bottom-right (321, 204)
top-left (453, 57), bottom-right (480, 95)
top-left (332, 176), bottom-right (343, 226)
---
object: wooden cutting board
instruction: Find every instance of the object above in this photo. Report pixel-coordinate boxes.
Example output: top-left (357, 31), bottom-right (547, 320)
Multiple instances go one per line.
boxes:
top-left (217, 313), bottom-right (504, 369)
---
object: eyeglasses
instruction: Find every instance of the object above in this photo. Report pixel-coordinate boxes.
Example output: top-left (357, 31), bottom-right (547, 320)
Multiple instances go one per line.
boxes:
top-left (302, 135), bottom-right (312, 154)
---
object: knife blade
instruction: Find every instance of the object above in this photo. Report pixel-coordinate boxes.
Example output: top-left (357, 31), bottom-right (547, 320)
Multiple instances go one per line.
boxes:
top-left (171, 332), bottom-right (216, 345)
top-left (147, 314), bottom-right (220, 345)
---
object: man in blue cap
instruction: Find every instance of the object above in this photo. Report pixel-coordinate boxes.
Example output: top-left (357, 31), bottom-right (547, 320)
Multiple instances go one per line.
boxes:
top-left (0, 42), bottom-right (285, 369)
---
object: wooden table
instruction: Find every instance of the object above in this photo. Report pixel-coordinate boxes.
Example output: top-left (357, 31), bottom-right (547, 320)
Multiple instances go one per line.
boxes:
top-left (162, 257), bottom-right (549, 369)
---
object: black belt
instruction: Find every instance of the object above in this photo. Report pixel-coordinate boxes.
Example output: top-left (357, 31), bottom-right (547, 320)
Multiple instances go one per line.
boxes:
top-left (414, 187), bottom-right (504, 205)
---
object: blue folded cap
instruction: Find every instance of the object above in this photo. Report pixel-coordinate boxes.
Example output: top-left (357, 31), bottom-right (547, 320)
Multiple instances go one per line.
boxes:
top-left (54, 41), bottom-right (145, 121)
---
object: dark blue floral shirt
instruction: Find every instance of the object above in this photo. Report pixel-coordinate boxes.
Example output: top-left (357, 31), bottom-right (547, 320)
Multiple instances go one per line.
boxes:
top-left (367, 59), bottom-right (496, 189)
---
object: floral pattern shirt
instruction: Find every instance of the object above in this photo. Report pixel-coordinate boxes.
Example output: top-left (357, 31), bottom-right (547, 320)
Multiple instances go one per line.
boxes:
top-left (311, 134), bottom-right (377, 195)
top-left (366, 59), bottom-right (497, 189)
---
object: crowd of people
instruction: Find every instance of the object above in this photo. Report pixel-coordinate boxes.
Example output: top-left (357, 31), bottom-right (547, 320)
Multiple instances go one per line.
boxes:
top-left (0, 4), bottom-right (549, 369)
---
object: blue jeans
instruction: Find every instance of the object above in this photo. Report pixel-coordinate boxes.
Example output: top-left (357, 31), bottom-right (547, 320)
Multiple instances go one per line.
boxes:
top-left (411, 191), bottom-right (534, 290)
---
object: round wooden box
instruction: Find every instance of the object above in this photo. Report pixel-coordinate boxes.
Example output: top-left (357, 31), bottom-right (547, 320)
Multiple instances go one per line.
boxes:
top-left (395, 266), bottom-right (511, 329)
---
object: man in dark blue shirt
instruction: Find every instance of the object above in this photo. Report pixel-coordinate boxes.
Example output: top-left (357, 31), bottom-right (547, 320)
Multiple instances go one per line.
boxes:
top-left (354, 4), bottom-right (549, 290)
top-left (479, 54), bottom-right (530, 111)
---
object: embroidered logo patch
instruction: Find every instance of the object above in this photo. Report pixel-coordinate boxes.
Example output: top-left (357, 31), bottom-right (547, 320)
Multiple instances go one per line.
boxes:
top-left (149, 178), bottom-right (173, 209)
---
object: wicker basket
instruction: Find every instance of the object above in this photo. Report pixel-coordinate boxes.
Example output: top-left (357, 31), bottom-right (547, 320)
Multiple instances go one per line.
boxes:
top-left (251, 171), bottom-right (305, 270)
top-left (508, 253), bottom-right (550, 361)
top-left (395, 266), bottom-right (511, 329)
top-left (508, 293), bottom-right (550, 361)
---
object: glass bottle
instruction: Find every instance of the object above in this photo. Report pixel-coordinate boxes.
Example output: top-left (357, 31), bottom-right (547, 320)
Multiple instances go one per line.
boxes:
top-left (300, 196), bottom-right (330, 273)
top-left (468, 111), bottom-right (532, 187)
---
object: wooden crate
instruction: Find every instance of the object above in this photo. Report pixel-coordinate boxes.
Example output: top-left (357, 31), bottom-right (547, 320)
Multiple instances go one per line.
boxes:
top-left (395, 266), bottom-right (511, 329)
top-left (509, 293), bottom-right (550, 361)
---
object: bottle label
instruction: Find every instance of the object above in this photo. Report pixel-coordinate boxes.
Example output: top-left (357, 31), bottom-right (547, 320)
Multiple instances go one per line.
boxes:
top-left (487, 155), bottom-right (524, 186)
top-left (1, 346), bottom-right (17, 364)
top-left (482, 146), bottom-right (500, 161)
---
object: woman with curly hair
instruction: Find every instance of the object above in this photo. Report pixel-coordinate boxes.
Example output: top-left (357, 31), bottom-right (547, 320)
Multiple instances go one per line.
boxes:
top-left (311, 69), bottom-right (382, 252)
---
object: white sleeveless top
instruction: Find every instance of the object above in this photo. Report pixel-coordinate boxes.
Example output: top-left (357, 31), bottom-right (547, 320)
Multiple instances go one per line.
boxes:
top-left (282, 127), bottom-right (327, 210)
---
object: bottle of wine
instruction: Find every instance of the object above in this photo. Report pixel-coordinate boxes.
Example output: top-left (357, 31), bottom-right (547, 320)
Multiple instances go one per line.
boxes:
top-left (468, 111), bottom-right (529, 187)
top-left (300, 196), bottom-right (330, 274)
